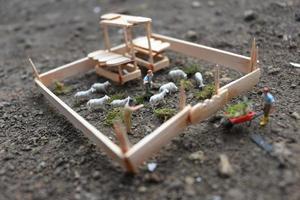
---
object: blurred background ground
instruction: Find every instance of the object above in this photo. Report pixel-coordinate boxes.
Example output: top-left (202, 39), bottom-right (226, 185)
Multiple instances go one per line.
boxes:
top-left (0, 0), bottom-right (299, 199)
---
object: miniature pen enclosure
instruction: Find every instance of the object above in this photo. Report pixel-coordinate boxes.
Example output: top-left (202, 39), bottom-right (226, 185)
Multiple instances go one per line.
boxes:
top-left (32, 14), bottom-right (260, 173)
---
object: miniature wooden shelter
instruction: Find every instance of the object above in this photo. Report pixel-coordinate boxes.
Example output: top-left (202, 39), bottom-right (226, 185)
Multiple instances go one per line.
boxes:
top-left (31, 14), bottom-right (260, 173)
top-left (89, 13), bottom-right (170, 85)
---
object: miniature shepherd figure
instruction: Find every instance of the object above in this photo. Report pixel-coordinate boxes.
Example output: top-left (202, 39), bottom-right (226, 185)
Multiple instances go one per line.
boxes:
top-left (260, 87), bottom-right (275, 126)
top-left (143, 70), bottom-right (153, 97)
top-left (123, 99), bottom-right (144, 133)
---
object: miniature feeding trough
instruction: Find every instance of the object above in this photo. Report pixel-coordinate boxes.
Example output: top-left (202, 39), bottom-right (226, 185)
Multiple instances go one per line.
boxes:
top-left (30, 14), bottom-right (260, 173)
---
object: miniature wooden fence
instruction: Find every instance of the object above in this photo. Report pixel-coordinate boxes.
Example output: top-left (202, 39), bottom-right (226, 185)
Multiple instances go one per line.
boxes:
top-left (33, 34), bottom-right (259, 172)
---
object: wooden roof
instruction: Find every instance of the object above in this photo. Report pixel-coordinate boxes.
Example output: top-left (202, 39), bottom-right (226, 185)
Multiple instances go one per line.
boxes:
top-left (100, 13), bottom-right (152, 27)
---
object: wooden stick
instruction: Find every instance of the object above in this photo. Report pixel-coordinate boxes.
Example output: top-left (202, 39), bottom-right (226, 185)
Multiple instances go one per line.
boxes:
top-left (152, 33), bottom-right (251, 74)
top-left (28, 58), bottom-right (40, 80)
top-left (179, 82), bottom-right (186, 110)
top-left (249, 38), bottom-right (257, 72)
top-left (219, 68), bottom-right (261, 100)
top-left (113, 121), bottom-right (131, 153)
top-left (190, 89), bottom-right (228, 124)
top-left (146, 22), bottom-right (154, 64)
top-left (127, 27), bottom-right (138, 70)
top-left (214, 64), bottom-right (220, 94)
top-left (123, 27), bottom-right (130, 54)
top-left (35, 79), bottom-right (126, 168)
top-left (102, 24), bottom-right (111, 51)
top-left (125, 105), bottom-right (191, 168)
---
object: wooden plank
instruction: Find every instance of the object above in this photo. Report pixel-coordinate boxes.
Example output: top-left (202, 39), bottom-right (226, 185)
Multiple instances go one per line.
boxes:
top-left (35, 79), bottom-right (126, 168)
top-left (95, 65), bottom-right (120, 82)
top-left (190, 89), bottom-right (228, 124)
top-left (106, 56), bottom-right (131, 66)
top-left (219, 68), bottom-right (261, 100)
top-left (39, 45), bottom-right (128, 87)
top-left (122, 69), bottom-right (141, 83)
top-left (152, 33), bottom-right (251, 74)
top-left (39, 57), bottom-right (96, 87)
top-left (126, 106), bottom-right (191, 168)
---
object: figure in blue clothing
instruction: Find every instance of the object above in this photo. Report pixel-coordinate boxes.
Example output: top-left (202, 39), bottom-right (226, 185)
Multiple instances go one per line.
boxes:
top-left (143, 70), bottom-right (153, 97)
top-left (260, 87), bottom-right (275, 126)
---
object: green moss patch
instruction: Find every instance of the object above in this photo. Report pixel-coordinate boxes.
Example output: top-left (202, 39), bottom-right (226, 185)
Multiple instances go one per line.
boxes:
top-left (195, 84), bottom-right (215, 100)
top-left (154, 108), bottom-right (176, 122)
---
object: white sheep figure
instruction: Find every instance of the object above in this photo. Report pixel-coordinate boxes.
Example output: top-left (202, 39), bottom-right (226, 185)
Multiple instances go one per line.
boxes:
top-left (159, 82), bottom-right (178, 93)
top-left (74, 88), bottom-right (96, 102)
top-left (91, 81), bottom-right (111, 93)
top-left (149, 89), bottom-right (169, 106)
top-left (168, 69), bottom-right (187, 81)
top-left (110, 96), bottom-right (131, 107)
top-left (195, 72), bottom-right (205, 89)
top-left (87, 95), bottom-right (110, 111)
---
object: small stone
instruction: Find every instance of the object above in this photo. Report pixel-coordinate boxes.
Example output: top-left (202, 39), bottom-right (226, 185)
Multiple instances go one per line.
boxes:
top-left (226, 188), bottom-right (244, 200)
top-left (37, 161), bottom-right (46, 172)
top-left (291, 84), bottom-right (296, 89)
top-left (244, 10), bottom-right (257, 22)
top-left (208, 1), bottom-right (215, 7)
top-left (92, 171), bottom-right (101, 179)
top-left (218, 154), bottom-right (234, 178)
top-left (196, 176), bottom-right (202, 183)
top-left (192, 1), bottom-right (201, 8)
top-left (291, 112), bottom-right (300, 120)
top-left (185, 30), bottom-right (198, 41)
top-left (189, 150), bottom-right (205, 163)
top-left (147, 162), bottom-right (157, 172)
top-left (267, 66), bottom-right (281, 75)
top-left (185, 176), bottom-right (195, 185)
top-left (220, 77), bottom-right (233, 84)
top-left (212, 195), bottom-right (222, 200)
top-left (295, 12), bottom-right (300, 22)
top-left (138, 186), bottom-right (147, 193)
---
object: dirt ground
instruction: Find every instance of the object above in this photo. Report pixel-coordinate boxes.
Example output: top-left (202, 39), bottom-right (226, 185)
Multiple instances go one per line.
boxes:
top-left (0, 0), bottom-right (300, 200)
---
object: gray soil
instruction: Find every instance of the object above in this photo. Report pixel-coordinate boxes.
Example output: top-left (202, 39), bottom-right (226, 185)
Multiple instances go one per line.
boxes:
top-left (0, 0), bottom-right (300, 200)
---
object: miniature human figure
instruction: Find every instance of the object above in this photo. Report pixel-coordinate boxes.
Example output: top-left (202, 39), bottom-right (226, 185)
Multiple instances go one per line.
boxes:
top-left (143, 70), bottom-right (153, 96)
top-left (123, 99), bottom-right (144, 133)
top-left (260, 87), bottom-right (275, 126)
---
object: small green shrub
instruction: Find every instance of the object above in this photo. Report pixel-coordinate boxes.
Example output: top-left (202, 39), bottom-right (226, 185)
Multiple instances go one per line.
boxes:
top-left (109, 93), bottom-right (126, 103)
top-left (180, 80), bottom-right (194, 91)
top-left (154, 108), bottom-right (176, 122)
top-left (105, 108), bottom-right (123, 126)
top-left (183, 64), bottom-right (200, 77)
top-left (225, 99), bottom-right (252, 118)
top-left (135, 95), bottom-right (145, 105)
top-left (53, 80), bottom-right (72, 95)
top-left (195, 84), bottom-right (215, 100)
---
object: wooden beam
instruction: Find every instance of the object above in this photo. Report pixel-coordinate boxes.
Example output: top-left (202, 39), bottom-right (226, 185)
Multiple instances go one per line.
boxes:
top-left (190, 89), bottom-right (228, 124)
top-left (126, 105), bottom-right (191, 169)
top-left (35, 79), bottom-right (126, 169)
top-left (28, 58), bottom-right (40, 80)
top-left (219, 68), bottom-right (261, 100)
top-left (102, 24), bottom-right (111, 51)
top-left (152, 33), bottom-right (252, 74)
top-left (146, 22), bottom-right (154, 64)
top-left (39, 58), bottom-right (96, 87)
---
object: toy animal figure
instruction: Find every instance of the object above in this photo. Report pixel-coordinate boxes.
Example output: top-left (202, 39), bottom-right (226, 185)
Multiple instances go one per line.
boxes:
top-left (87, 95), bottom-right (110, 111)
top-left (149, 89), bottom-right (169, 106)
top-left (91, 81), bottom-right (111, 93)
top-left (110, 96), bottom-right (131, 107)
top-left (195, 72), bottom-right (205, 89)
top-left (168, 69), bottom-right (187, 81)
top-left (159, 82), bottom-right (178, 93)
top-left (74, 88), bottom-right (96, 102)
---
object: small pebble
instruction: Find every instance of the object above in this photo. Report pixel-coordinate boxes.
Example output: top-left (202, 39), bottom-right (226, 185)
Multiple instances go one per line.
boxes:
top-left (291, 112), bottom-right (300, 120)
top-left (185, 30), bottom-right (198, 41)
top-left (244, 10), bottom-right (257, 22)
top-left (192, 1), bottom-right (201, 8)
top-left (218, 154), bottom-right (234, 178)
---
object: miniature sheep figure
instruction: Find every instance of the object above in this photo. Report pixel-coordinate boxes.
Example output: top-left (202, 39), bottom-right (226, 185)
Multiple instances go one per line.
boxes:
top-left (87, 95), bottom-right (110, 111)
top-left (149, 89), bottom-right (169, 106)
top-left (74, 88), bottom-right (96, 102)
top-left (110, 96), bottom-right (131, 107)
top-left (168, 69), bottom-right (187, 81)
top-left (195, 72), bottom-right (205, 88)
top-left (159, 82), bottom-right (178, 93)
top-left (91, 81), bottom-right (111, 93)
